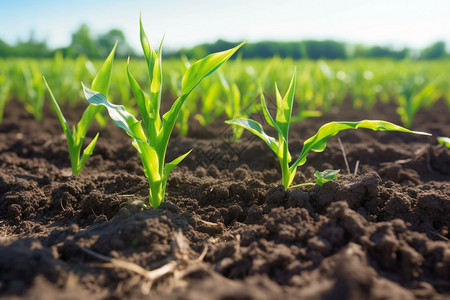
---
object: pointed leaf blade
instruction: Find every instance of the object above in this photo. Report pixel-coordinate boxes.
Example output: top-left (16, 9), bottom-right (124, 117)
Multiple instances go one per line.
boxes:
top-left (291, 120), bottom-right (431, 170)
top-left (275, 71), bottom-right (296, 141)
top-left (43, 77), bottom-right (72, 141)
top-left (77, 133), bottom-right (100, 174)
top-left (127, 58), bottom-right (151, 133)
top-left (261, 88), bottom-right (287, 144)
top-left (149, 39), bottom-right (163, 133)
top-left (91, 41), bottom-right (117, 96)
top-left (181, 41), bottom-right (245, 97)
top-left (163, 149), bottom-right (192, 184)
top-left (225, 118), bottom-right (278, 154)
top-left (260, 90), bottom-right (277, 128)
top-left (162, 42), bottom-right (245, 146)
top-left (140, 15), bottom-right (156, 82)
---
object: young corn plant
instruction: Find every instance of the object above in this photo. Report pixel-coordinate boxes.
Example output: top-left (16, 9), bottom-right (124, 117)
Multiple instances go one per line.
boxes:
top-left (49, 52), bottom-right (96, 107)
top-left (396, 76), bottom-right (437, 127)
top-left (0, 74), bottom-right (10, 123)
top-left (226, 71), bottom-right (431, 188)
top-left (220, 71), bottom-right (261, 140)
top-left (293, 68), bottom-right (323, 123)
top-left (43, 42), bottom-right (117, 175)
top-left (83, 18), bottom-right (244, 208)
top-left (22, 62), bottom-right (45, 121)
top-left (195, 59), bottom-right (271, 131)
top-left (194, 79), bottom-right (224, 127)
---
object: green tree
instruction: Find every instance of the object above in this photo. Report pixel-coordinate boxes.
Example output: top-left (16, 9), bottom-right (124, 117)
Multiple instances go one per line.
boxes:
top-left (302, 40), bottom-right (347, 59)
top-left (0, 39), bottom-right (12, 57)
top-left (67, 24), bottom-right (99, 58)
top-left (420, 41), bottom-right (446, 59)
top-left (97, 29), bottom-right (132, 58)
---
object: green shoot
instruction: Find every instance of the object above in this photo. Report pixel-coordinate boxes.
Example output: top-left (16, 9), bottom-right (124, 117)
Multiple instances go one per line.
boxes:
top-left (194, 80), bottom-right (224, 127)
top-left (0, 74), bottom-right (10, 123)
top-left (220, 71), bottom-right (260, 140)
top-left (83, 17), bottom-right (245, 208)
top-left (314, 169), bottom-right (340, 186)
top-left (396, 78), bottom-right (436, 127)
top-left (437, 136), bottom-right (450, 148)
top-left (226, 70), bottom-right (431, 188)
top-left (22, 63), bottom-right (45, 120)
top-left (43, 42), bottom-right (117, 175)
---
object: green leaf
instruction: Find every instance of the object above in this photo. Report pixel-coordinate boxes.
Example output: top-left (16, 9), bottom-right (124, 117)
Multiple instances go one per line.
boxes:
top-left (75, 43), bottom-right (117, 138)
top-left (291, 120), bottom-right (431, 170)
top-left (83, 84), bottom-right (147, 142)
top-left (0, 76), bottom-right (10, 123)
top-left (127, 58), bottom-right (151, 134)
top-left (91, 41), bottom-right (117, 95)
top-left (437, 136), bottom-right (450, 148)
top-left (260, 89), bottom-right (282, 135)
top-left (43, 77), bottom-right (72, 142)
top-left (231, 82), bottom-right (241, 117)
top-left (275, 71), bottom-right (296, 141)
top-left (77, 133), bottom-right (100, 174)
top-left (314, 169), bottom-right (339, 186)
top-left (134, 141), bottom-right (160, 179)
top-left (140, 14), bottom-right (156, 82)
top-left (291, 110), bottom-right (322, 123)
top-left (225, 118), bottom-right (278, 154)
top-left (163, 149), bottom-right (192, 185)
top-left (162, 41), bottom-right (245, 150)
top-left (148, 39), bottom-right (163, 138)
top-left (181, 41), bottom-right (246, 97)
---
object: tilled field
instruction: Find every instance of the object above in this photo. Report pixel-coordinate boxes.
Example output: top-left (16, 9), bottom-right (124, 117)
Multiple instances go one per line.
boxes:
top-left (0, 99), bottom-right (449, 299)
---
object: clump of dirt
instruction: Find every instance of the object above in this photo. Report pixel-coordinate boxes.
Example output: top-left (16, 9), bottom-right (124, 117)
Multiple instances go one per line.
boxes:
top-left (0, 99), bottom-right (449, 299)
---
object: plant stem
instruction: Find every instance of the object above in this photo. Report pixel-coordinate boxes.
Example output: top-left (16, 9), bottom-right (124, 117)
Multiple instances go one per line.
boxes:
top-left (280, 137), bottom-right (291, 188)
top-left (288, 182), bottom-right (315, 189)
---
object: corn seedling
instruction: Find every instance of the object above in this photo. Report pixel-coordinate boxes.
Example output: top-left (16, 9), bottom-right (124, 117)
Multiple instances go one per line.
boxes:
top-left (0, 74), bottom-right (10, 123)
top-left (22, 62), bottom-right (45, 120)
top-left (348, 67), bottom-right (380, 110)
top-left (293, 67), bottom-right (322, 123)
top-left (396, 75), bottom-right (437, 127)
top-left (47, 52), bottom-right (95, 107)
top-left (194, 79), bottom-right (224, 126)
top-left (83, 17), bottom-right (244, 208)
top-left (43, 43), bottom-right (117, 175)
top-left (220, 71), bottom-right (260, 140)
top-left (226, 71), bottom-right (431, 188)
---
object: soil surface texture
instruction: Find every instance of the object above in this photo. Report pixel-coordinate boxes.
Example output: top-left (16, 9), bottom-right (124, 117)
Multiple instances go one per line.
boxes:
top-left (1, 97), bottom-right (449, 299)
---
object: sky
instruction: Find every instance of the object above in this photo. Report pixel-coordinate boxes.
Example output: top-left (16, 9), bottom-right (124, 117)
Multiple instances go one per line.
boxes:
top-left (0, 0), bottom-right (449, 51)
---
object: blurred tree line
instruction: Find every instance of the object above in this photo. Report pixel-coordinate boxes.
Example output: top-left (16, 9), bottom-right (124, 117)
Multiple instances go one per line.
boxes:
top-left (0, 24), bottom-right (447, 60)
top-left (0, 24), bottom-right (134, 59)
top-left (174, 39), bottom-right (448, 60)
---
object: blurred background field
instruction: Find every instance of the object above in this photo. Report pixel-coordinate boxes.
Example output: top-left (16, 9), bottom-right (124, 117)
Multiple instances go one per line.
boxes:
top-left (0, 0), bottom-right (449, 133)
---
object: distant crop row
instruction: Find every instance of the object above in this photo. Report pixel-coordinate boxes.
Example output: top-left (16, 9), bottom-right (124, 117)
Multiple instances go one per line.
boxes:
top-left (1, 55), bottom-right (449, 130)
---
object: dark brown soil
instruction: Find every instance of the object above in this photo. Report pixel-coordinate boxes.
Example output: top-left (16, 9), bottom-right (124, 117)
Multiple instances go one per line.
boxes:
top-left (0, 97), bottom-right (449, 299)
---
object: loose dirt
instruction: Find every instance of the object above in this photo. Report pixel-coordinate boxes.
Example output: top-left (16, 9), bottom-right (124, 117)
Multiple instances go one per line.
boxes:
top-left (0, 98), bottom-right (449, 299)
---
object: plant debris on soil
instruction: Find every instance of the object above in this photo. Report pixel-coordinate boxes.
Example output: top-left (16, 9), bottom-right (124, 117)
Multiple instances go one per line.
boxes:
top-left (0, 98), bottom-right (449, 299)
